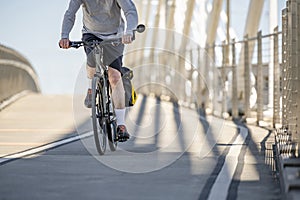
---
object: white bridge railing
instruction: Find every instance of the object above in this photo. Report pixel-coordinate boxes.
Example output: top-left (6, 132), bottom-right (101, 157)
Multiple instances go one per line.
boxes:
top-left (0, 44), bottom-right (40, 108)
top-left (125, 0), bottom-right (299, 157)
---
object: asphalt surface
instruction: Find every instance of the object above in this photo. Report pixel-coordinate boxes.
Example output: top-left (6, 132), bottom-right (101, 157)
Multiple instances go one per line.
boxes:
top-left (0, 94), bottom-right (281, 200)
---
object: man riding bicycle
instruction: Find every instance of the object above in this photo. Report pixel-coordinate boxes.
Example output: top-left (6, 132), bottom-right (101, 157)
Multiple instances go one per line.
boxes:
top-left (59, 0), bottom-right (138, 140)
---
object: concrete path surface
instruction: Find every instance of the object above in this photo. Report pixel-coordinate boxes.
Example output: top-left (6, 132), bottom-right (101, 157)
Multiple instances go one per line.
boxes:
top-left (0, 93), bottom-right (88, 157)
top-left (0, 94), bottom-right (281, 199)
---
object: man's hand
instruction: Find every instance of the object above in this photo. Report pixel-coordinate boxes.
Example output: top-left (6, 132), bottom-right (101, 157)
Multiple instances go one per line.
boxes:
top-left (59, 38), bottom-right (70, 49)
top-left (122, 34), bottom-right (133, 44)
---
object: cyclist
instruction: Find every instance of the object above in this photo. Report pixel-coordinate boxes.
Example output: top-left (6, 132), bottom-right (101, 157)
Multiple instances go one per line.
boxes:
top-left (59, 0), bottom-right (138, 140)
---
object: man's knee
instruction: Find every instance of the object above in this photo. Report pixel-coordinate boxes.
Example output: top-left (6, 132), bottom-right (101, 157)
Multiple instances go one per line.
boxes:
top-left (86, 65), bottom-right (95, 79)
top-left (108, 68), bottom-right (122, 87)
top-left (109, 72), bottom-right (122, 86)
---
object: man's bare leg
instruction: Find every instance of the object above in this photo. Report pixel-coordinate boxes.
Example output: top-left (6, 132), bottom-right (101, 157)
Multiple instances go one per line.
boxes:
top-left (108, 67), bottom-right (129, 140)
top-left (84, 65), bottom-right (96, 108)
top-left (108, 67), bottom-right (126, 125)
top-left (108, 67), bottom-right (125, 109)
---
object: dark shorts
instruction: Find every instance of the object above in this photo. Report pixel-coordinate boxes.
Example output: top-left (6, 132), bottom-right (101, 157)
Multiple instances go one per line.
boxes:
top-left (82, 33), bottom-right (124, 72)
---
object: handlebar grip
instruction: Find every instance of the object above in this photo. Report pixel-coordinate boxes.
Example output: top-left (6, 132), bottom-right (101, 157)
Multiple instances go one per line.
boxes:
top-left (58, 41), bottom-right (75, 48)
top-left (69, 41), bottom-right (84, 48)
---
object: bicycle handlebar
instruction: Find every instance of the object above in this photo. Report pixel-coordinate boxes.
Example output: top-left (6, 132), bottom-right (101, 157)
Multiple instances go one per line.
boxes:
top-left (68, 39), bottom-right (122, 49)
top-left (60, 24), bottom-right (146, 49)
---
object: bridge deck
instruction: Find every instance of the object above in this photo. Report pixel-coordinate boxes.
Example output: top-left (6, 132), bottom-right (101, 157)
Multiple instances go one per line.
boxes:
top-left (0, 94), bottom-right (280, 199)
top-left (0, 94), bottom-right (77, 157)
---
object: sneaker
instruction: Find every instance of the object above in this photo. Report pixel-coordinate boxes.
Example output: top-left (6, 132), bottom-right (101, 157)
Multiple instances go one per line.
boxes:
top-left (84, 89), bottom-right (92, 108)
top-left (117, 125), bottom-right (130, 142)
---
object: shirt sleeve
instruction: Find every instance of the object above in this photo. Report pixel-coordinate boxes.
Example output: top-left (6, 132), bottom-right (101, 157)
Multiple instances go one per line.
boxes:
top-left (61, 0), bottom-right (82, 39)
top-left (116, 0), bottom-right (138, 35)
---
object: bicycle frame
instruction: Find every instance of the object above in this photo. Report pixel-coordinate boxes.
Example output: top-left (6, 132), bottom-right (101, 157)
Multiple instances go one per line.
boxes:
top-left (93, 43), bottom-right (112, 120)
top-left (93, 41), bottom-right (120, 153)
top-left (88, 39), bottom-right (121, 119)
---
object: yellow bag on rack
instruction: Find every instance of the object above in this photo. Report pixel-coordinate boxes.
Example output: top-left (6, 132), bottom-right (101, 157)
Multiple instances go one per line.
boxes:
top-left (121, 67), bottom-right (137, 107)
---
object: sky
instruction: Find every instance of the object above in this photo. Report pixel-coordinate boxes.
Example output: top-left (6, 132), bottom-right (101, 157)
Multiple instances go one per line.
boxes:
top-left (0, 0), bottom-right (286, 94)
top-left (0, 0), bottom-right (85, 94)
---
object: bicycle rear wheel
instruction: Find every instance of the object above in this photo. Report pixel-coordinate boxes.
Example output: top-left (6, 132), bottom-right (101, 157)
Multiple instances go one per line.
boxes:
top-left (92, 76), bottom-right (106, 155)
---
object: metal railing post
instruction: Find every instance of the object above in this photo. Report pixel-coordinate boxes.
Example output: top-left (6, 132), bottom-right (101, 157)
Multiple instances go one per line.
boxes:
top-left (273, 27), bottom-right (281, 127)
top-left (282, 8), bottom-right (288, 127)
top-left (197, 46), bottom-right (202, 108)
top-left (204, 45), bottom-right (210, 109)
top-left (222, 41), bottom-right (227, 117)
top-left (189, 49), bottom-right (194, 105)
top-left (212, 42), bottom-right (218, 115)
top-left (231, 38), bottom-right (238, 118)
top-left (257, 31), bottom-right (263, 124)
top-left (244, 35), bottom-right (251, 118)
top-left (286, 1), bottom-right (293, 134)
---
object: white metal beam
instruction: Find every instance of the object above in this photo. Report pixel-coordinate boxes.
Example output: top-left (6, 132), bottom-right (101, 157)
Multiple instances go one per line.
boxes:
top-left (237, 0), bottom-right (265, 103)
top-left (205, 0), bottom-right (224, 46)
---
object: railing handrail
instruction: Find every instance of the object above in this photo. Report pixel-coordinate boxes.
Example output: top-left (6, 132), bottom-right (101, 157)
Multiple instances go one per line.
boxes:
top-left (205, 30), bottom-right (283, 48)
top-left (0, 44), bottom-right (40, 108)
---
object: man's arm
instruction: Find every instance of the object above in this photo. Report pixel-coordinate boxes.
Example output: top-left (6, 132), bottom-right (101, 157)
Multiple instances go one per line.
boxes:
top-left (61, 0), bottom-right (82, 39)
top-left (117, 0), bottom-right (138, 37)
top-left (60, 0), bottom-right (82, 48)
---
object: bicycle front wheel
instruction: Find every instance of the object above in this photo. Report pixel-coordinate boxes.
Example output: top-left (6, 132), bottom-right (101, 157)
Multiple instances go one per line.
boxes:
top-left (107, 119), bottom-right (118, 151)
top-left (92, 76), bottom-right (106, 155)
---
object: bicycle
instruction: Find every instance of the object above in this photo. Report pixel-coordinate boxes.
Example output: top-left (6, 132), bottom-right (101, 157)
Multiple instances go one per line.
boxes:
top-left (68, 25), bottom-right (145, 155)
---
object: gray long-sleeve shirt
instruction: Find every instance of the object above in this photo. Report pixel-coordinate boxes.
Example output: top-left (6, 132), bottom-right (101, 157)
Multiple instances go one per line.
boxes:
top-left (61, 0), bottom-right (138, 39)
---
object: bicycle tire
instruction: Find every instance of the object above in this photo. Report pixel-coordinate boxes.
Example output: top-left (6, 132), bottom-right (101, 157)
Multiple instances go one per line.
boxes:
top-left (107, 119), bottom-right (118, 151)
top-left (92, 76), bottom-right (106, 155)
